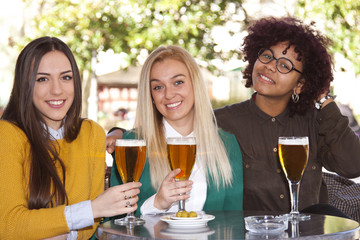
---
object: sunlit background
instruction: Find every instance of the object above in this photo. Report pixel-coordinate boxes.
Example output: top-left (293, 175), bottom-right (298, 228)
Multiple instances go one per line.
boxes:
top-left (1, 0), bottom-right (359, 135)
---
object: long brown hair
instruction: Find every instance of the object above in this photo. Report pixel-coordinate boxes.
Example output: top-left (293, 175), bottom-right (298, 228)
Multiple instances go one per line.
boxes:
top-left (1, 37), bottom-right (83, 209)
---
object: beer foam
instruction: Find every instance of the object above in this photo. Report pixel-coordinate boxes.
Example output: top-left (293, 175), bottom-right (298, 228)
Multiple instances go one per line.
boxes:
top-left (278, 137), bottom-right (309, 145)
top-left (166, 137), bottom-right (196, 145)
top-left (115, 139), bottom-right (146, 146)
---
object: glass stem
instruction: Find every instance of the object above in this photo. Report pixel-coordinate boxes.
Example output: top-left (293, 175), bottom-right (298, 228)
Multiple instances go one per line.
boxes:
top-left (179, 198), bottom-right (185, 211)
top-left (127, 211), bottom-right (135, 219)
top-left (126, 196), bottom-right (135, 221)
top-left (289, 180), bottom-right (300, 215)
top-left (291, 221), bottom-right (299, 238)
top-left (176, 179), bottom-right (185, 211)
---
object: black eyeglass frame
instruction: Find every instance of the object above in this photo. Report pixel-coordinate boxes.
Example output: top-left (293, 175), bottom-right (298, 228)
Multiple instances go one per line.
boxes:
top-left (257, 48), bottom-right (303, 74)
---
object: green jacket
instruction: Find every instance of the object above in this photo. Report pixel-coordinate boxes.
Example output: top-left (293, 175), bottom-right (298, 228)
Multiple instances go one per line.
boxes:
top-left (110, 129), bottom-right (243, 216)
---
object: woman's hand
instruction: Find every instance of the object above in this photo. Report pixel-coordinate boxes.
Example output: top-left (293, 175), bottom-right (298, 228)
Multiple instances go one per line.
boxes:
top-left (106, 129), bottom-right (124, 154)
top-left (91, 182), bottom-right (141, 219)
top-left (154, 169), bottom-right (193, 210)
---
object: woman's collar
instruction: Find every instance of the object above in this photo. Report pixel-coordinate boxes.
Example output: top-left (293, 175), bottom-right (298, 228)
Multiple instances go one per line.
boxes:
top-left (41, 122), bottom-right (65, 140)
top-left (163, 118), bottom-right (194, 138)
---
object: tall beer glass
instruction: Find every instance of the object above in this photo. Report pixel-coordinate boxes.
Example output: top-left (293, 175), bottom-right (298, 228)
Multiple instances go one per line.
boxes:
top-left (167, 137), bottom-right (196, 211)
top-left (115, 139), bottom-right (146, 226)
top-left (278, 136), bottom-right (309, 221)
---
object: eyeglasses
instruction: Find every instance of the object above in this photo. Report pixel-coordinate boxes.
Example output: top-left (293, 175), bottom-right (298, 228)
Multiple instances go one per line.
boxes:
top-left (257, 48), bottom-right (302, 74)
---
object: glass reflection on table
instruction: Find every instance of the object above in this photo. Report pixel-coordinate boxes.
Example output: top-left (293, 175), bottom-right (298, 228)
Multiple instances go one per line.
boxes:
top-left (97, 211), bottom-right (360, 240)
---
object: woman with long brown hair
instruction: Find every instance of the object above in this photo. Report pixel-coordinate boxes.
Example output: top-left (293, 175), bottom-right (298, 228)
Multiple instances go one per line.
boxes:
top-left (0, 36), bottom-right (141, 239)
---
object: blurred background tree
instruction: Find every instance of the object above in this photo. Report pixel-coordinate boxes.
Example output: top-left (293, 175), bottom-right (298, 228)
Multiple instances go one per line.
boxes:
top-left (5, 0), bottom-right (359, 120)
top-left (296, 0), bottom-right (360, 74)
top-left (23, 0), bottom-right (247, 116)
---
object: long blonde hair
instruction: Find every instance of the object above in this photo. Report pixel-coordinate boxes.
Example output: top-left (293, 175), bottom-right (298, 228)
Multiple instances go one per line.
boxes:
top-left (135, 45), bottom-right (232, 189)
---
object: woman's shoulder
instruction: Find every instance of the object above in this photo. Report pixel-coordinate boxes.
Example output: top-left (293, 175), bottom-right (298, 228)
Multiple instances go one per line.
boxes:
top-left (214, 100), bottom-right (250, 116)
top-left (76, 119), bottom-right (106, 143)
top-left (217, 128), bottom-right (239, 146)
top-left (0, 120), bottom-right (27, 139)
top-left (0, 120), bottom-right (28, 150)
top-left (80, 119), bottom-right (106, 133)
top-left (0, 119), bottom-right (17, 128)
top-left (217, 128), bottom-right (236, 139)
top-left (123, 130), bottom-right (136, 139)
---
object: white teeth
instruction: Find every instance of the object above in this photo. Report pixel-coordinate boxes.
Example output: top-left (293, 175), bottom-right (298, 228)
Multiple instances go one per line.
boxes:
top-left (167, 101), bottom-right (181, 108)
top-left (260, 74), bottom-right (274, 83)
top-left (48, 100), bottom-right (64, 105)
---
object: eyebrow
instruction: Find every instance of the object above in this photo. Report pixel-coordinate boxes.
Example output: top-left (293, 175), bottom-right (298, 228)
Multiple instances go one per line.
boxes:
top-left (150, 73), bottom-right (186, 82)
top-left (37, 70), bottom-right (72, 75)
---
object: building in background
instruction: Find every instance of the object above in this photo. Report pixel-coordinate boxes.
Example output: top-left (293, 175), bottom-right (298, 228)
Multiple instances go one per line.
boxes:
top-left (95, 65), bottom-right (231, 131)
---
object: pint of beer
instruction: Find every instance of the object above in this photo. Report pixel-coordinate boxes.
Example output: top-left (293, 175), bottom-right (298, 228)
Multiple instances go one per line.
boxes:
top-left (278, 137), bottom-right (309, 183)
top-left (115, 139), bottom-right (146, 183)
top-left (167, 137), bottom-right (196, 181)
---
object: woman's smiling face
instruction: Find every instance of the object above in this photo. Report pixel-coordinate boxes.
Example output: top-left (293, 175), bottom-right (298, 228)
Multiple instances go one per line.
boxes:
top-left (150, 58), bottom-right (195, 128)
top-left (33, 50), bottom-right (74, 130)
top-left (252, 42), bottom-right (304, 100)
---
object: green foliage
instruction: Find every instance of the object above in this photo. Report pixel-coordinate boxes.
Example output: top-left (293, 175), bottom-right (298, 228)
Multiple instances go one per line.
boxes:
top-left (23, 0), bottom-right (360, 76)
top-left (354, 114), bottom-right (360, 125)
top-left (296, 0), bottom-right (360, 74)
top-left (26, 0), bottom-right (245, 73)
top-left (211, 97), bottom-right (244, 109)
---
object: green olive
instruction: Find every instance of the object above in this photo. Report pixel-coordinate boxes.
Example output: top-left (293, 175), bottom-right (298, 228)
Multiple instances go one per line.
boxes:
top-left (181, 211), bottom-right (189, 217)
top-left (176, 211), bottom-right (183, 217)
top-left (189, 211), bottom-right (197, 217)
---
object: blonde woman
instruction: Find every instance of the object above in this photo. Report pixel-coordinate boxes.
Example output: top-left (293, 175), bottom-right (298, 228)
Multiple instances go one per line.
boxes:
top-left (109, 45), bottom-right (243, 215)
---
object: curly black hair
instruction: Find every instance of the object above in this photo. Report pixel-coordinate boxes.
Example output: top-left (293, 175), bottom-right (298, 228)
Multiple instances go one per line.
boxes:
top-left (242, 17), bottom-right (333, 116)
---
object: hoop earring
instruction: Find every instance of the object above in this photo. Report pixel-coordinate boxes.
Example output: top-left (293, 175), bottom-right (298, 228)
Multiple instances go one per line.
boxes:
top-left (292, 92), bottom-right (299, 103)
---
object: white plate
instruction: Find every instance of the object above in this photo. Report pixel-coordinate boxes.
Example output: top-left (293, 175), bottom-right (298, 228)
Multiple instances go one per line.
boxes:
top-left (160, 214), bottom-right (215, 228)
top-left (170, 215), bottom-right (201, 220)
top-left (160, 226), bottom-right (215, 238)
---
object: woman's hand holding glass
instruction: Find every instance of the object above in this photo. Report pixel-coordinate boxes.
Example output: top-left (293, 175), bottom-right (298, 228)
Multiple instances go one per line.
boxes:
top-left (91, 182), bottom-right (141, 219)
top-left (166, 137), bottom-right (196, 211)
top-left (154, 169), bottom-right (193, 210)
top-left (105, 129), bottom-right (124, 154)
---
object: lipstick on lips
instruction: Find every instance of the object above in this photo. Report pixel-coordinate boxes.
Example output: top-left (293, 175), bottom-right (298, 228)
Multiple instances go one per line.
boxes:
top-left (47, 100), bottom-right (66, 109)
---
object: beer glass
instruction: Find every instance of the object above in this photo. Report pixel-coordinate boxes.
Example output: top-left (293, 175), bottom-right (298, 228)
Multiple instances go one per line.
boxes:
top-left (167, 137), bottom-right (196, 211)
top-left (278, 136), bottom-right (310, 221)
top-left (114, 139), bottom-right (146, 226)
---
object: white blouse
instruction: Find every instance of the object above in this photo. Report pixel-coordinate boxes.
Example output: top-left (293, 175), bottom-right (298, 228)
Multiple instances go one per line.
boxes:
top-left (140, 119), bottom-right (207, 215)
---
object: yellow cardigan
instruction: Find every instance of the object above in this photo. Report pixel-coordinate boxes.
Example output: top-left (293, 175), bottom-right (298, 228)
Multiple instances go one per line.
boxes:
top-left (0, 119), bottom-right (106, 239)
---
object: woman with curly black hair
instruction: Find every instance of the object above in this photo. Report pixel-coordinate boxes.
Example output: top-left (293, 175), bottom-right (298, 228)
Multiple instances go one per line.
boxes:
top-left (215, 17), bottom-right (360, 214)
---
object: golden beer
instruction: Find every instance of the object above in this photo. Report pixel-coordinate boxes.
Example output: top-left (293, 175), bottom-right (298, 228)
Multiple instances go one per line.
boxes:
top-left (115, 139), bottom-right (146, 183)
top-left (167, 137), bottom-right (196, 181)
top-left (278, 137), bottom-right (309, 183)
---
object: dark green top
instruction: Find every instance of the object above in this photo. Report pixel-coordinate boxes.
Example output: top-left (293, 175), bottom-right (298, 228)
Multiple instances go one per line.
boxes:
top-left (110, 129), bottom-right (243, 216)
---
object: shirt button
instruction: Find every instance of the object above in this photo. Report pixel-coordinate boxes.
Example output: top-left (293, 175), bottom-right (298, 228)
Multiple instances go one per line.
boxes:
top-left (273, 147), bottom-right (277, 152)
top-left (280, 194), bottom-right (284, 199)
top-left (312, 165), bottom-right (316, 170)
top-left (271, 118), bottom-right (276, 122)
top-left (276, 169), bottom-right (281, 173)
top-left (245, 164), bottom-right (250, 169)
